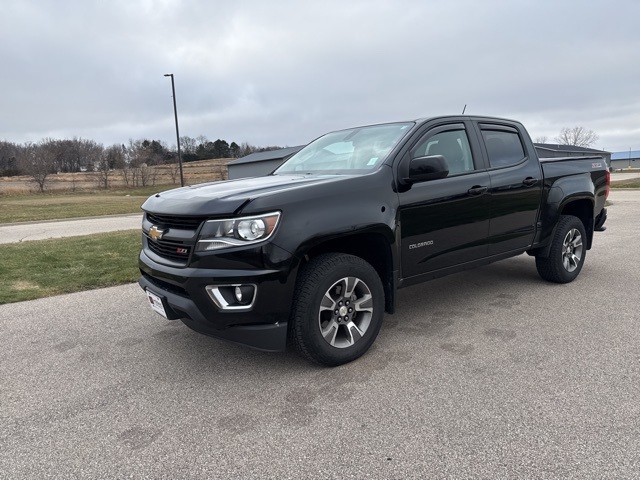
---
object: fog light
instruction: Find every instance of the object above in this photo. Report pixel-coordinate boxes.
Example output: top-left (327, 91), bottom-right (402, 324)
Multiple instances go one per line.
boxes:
top-left (234, 285), bottom-right (255, 305)
top-left (206, 284), bottom-right (257, 311)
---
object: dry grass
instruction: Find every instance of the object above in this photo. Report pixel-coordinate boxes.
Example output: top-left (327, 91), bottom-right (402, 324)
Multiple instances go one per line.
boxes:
top-left (0, 158), bottom-right (235, 223)
top-left (11, 280), bottom-right (41, 291)
top-left (0, 158), bottom-right (236, 223)
top-left (611, 178), bottom-right (640, 188)
top-left (0, 158), bottom-right (233, 196)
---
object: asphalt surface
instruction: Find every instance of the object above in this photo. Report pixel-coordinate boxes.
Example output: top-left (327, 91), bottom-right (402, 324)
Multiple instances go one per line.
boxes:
top-left (0, 214), bottom-right (142, 244)
top-left (1, 190), bottom-right (639, 478)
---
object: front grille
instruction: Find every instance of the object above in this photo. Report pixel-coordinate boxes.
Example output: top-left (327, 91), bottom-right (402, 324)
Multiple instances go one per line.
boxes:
top-left (146, 212), bottom-right (208, 230)
top-left (146, 236), bottom-right (192, 263)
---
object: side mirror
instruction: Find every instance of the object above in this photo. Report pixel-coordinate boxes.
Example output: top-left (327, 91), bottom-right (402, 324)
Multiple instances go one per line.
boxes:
top-left (405, 155), bottom-right (449, 183)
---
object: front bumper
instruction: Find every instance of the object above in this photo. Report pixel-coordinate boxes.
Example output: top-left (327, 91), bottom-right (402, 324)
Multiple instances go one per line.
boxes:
top-left (138, 249), bottom-right (297, 352)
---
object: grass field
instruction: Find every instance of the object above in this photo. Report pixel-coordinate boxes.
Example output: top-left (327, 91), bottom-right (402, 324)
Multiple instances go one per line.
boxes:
top-left (611, 178), bottom-right (640, 188)
top-left (0, 230), bottom-right (141, 304)
top-left (0, 157), bottom-right (231, 195)
top-left (0, 186), bottom-right (174, 223)
top-left (0, 157), bottom-right (231, 223)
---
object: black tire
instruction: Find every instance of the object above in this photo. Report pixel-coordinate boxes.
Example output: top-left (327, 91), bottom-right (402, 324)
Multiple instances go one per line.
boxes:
top-left (289, 253), bottom-right (385, 367)
top-left (535, 215), bottom-right (587, 283)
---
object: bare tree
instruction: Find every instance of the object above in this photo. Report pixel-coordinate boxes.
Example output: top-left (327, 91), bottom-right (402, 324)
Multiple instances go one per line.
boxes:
top-left (94, 144), bottom-right (123, 189)
top-left (120, 140), bottom-right (140, 186)
top-left (239, 142), bottom-right (256, 157)
top-left (535, 136), bottom-right (548, 144)
top-left (555, 127), bottom-right (598, 148)
top-left (121, 143), bottom-right (131, 186)
top-left (180, 135), bottom-right (198, 155)
top-left (121, 166), bottom-right (132, 186)
top-left (18, 140), bottom-right (56, 192)
top-left (167, 162), bottom-right (181, 184)
top-left (76, 138), bottom-right (103, 172)
top-left (139, 165), bottom-right (157, 187)
top-left (123, 139), bottom-right (147, 186)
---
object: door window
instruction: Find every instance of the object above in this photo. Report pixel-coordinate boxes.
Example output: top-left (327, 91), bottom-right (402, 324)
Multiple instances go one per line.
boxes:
top-left (413, 129), bottom-right (475, 175)
top-left (481, 129), bottom-right (526, 168)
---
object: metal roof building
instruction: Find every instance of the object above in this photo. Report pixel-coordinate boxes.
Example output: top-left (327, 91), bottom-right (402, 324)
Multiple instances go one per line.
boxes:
top-left (226, 146), bottom-right (304, 179)
top-left (610, 150), bottom-right (640, 170)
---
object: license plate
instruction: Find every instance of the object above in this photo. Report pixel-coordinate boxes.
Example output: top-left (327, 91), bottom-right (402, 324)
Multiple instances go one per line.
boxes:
top-left (146, 289), bottom-right (168, 318)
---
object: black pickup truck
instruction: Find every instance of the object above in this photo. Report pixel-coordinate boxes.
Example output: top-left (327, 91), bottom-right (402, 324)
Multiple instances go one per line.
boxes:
top-left (139, 116), bottom-right (609, 366)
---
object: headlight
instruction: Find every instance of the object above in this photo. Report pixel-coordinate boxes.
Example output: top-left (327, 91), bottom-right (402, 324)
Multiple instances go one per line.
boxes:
top-left (196, 212), bottom-right (280, 252)
top-left (237, 218), bottom-right (267, 241)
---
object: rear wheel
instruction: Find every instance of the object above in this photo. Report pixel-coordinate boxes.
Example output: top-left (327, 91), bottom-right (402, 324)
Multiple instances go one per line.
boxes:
top-left (289, 253), bottom-right (384, 366)
top-left (535, 215), bottom-right (587, 283)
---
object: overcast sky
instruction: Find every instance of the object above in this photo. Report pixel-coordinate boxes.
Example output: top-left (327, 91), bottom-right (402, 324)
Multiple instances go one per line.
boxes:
top-left (2, 0), bottom-right (639, 153)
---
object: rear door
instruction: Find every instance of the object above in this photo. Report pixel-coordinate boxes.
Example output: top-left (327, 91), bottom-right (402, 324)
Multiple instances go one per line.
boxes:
top-left (398, 122), bottom-right (491, 278)
top-left (477, 123), bottom-right (543, 255)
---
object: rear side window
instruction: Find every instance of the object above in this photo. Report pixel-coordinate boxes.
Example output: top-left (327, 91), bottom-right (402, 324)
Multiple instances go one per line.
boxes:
top-left (481, 129), bottom-right (526, 168)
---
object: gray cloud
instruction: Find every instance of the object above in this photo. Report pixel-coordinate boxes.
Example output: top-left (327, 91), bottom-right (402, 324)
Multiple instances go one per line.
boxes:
top-left (1, 0), bottom-right (639, 152)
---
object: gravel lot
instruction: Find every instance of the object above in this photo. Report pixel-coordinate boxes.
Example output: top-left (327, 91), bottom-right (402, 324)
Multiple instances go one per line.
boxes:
top-left (1, 190), bottom-right (639, 479)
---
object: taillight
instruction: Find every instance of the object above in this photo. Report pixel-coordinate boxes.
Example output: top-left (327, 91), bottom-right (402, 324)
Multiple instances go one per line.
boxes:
top-left (606, 170), bottom-right (610, 198)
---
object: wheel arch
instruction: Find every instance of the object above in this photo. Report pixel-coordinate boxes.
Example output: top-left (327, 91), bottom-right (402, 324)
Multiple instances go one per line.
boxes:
top-left (559, 198), bottom-right (594, 249)
top-left (298, 230), bottom-right (396, 314)
top-left (531, 196), bottom-right (595, 258)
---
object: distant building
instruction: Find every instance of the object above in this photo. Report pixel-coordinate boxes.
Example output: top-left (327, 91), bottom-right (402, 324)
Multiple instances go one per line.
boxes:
top-left (226, 146), bottom-right (304, 180)
top-left (534, 144), bottom-right (611, 167)
top-left (610, 150), bottom-right (640, 170)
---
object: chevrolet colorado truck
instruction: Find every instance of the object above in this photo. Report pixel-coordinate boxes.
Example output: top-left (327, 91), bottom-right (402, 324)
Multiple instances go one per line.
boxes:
top-left (138, 116), bottom-right (609, 366)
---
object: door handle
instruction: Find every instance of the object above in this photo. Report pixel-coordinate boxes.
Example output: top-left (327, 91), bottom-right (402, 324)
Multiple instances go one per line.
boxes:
top-left (467, 185), bottom-right (488, 196)
top-left (523, 177), bottom-right (539, 187)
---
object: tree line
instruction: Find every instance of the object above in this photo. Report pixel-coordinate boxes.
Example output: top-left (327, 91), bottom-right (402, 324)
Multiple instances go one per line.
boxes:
top-left (0, 136), bottom-right (282, 192)
top-left (535, 126), bottom-right (599, 148)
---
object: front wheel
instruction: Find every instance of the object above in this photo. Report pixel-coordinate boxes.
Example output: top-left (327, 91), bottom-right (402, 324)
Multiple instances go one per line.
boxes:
top-left (289, 253), bottom-right (385, 366)
top-left (535, 215), bottom-right (587, 283)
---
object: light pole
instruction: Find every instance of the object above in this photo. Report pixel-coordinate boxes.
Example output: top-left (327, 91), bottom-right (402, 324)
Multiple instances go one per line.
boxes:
top-left (164, 73), bottom-right (184, 186)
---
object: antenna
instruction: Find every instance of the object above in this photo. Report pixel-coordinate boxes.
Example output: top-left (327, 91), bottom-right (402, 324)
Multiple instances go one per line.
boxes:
top-left (462, 104), bottom-right (467, 114)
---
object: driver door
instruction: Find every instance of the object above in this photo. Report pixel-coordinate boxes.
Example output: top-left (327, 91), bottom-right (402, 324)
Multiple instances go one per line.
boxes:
top-left (398, 123), bottom-right (491, 278)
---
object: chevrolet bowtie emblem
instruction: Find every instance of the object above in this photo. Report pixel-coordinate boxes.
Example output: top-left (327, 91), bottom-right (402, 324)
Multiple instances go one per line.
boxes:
top-left (149, 225), bottom-right (164, 241)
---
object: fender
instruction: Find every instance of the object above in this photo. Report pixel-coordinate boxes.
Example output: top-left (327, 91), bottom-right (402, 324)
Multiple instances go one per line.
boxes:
top-left (533, 173), bottom-right (595, 257)
top-left (288, 224), bottom-right (398, 314)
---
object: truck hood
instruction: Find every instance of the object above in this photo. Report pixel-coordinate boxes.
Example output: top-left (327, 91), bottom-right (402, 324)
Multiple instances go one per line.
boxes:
top-left (141, 174), bottom-right (348, 216)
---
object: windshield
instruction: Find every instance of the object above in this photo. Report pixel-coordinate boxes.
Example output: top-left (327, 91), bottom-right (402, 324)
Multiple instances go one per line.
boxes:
top-left (274, 122), bottom-right (414, 175)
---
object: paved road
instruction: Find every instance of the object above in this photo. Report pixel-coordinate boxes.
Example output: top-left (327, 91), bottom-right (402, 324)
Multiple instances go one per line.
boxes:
top-left (0, 214), bottom-right (142, 244)
top-left (1, 191), bottom-right (639, 478)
